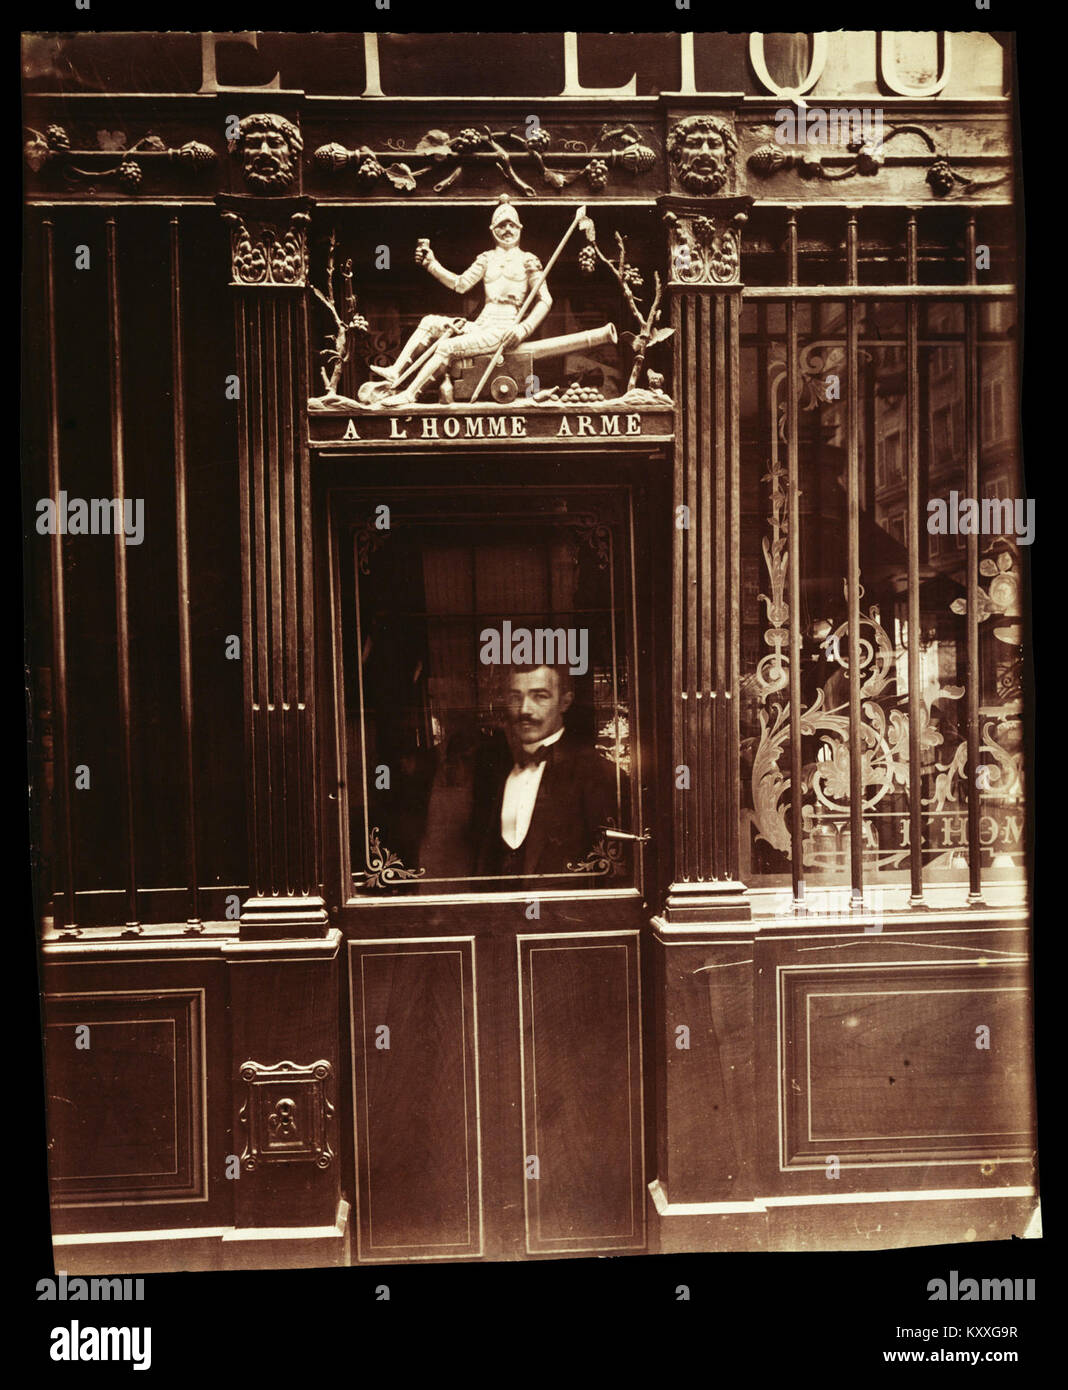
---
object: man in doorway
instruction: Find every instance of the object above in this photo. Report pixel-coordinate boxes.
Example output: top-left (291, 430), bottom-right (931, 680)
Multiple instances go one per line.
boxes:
top-left (473, 664), bottom-right (618, 884)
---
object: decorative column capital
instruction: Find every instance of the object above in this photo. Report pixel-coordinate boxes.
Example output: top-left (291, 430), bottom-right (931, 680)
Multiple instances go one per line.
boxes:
top-left (658, 195), bottom-right (754, 290)
top-left (216, 193), bottom-right (314, 288)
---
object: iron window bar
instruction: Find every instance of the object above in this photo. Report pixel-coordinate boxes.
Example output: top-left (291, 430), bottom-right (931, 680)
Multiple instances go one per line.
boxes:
top-left (752, 203), bottom-right (1013, 914)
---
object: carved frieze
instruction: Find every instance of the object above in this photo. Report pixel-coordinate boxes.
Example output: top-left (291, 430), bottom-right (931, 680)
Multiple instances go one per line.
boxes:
top-left (23, 123), bottom-right (215, 194)
top-left (238, 1059), bottom-right (335, 1171)
top-left (311, 121), bottom-right (656, 197)
top-left (746, 124), bottom-right (1011, 199)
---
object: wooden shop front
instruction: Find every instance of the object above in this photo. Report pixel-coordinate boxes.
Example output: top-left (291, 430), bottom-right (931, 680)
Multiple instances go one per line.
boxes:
top-left (23, 30), bottom-right (1033, 1270)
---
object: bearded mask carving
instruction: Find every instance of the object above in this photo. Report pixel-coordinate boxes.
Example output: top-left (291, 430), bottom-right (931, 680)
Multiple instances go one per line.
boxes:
top-left (229, 114), bottom-right (303, 194)
top-left (668, 115), bottom-right (737, 195)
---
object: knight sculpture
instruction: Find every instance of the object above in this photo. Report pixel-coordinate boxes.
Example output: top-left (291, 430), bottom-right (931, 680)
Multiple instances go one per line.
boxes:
top-left (363, 195), bottom-right (551, 406)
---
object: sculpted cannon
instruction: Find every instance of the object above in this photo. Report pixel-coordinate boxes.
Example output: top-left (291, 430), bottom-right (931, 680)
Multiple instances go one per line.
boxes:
top-left (448, 322), bottom-right (618, 403)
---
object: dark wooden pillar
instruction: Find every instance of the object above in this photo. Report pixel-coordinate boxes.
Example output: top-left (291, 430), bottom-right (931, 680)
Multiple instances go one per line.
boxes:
top-left (650, 191), bottom-right (759, 1232)
top-left (659, 193), bottom-right (753, 923)
top-left (218, 192), bottom-right (327, 940)
top-left (215, 180), bottom-right (343, 1248)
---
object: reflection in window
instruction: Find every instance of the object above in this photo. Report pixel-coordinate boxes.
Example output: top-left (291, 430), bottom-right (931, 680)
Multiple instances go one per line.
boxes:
top-left (738, 299), bottom-right (1024, 899)
top-left (336, 492), bottom-right (637, 894)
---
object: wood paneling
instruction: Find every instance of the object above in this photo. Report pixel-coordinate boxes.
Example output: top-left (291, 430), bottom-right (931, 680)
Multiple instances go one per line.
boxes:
top-left (348, 937), bottom-right (482, 1261)
top-left (518, 931), bottom-right (644, 1253)
top-left (780, 960), bottom-right (1033, 1167)
top-left (45, 988), bottom-right (205, 1205)
top-left (752, 924), bottom-right (1036, 1196)
top-left (653, 931), bottom-right (756, 1204)
top-left (227, 936), bottom-right (341, 1230)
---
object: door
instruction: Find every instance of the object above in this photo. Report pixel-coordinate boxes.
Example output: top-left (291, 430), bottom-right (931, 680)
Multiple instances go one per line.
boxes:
top-left (319, 462), bottom-right (666, 1261)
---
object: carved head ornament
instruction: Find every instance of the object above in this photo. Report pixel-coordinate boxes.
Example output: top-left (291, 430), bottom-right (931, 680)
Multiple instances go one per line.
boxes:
top-left (229, 113), bottom-right (303, 194)
top-left (668, 115), bottom-right (737, 195)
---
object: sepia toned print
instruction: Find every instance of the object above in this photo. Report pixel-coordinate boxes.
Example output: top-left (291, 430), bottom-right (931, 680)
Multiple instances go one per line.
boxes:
top-left (23, 30), bottom-right (1034, 1279)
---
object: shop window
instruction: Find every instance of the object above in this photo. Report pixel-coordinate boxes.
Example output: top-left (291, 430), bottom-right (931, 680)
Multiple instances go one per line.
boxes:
top-left (333, 489), bottom-right (639, 896)
top-left (739, 298), bottom-right (1024, 909)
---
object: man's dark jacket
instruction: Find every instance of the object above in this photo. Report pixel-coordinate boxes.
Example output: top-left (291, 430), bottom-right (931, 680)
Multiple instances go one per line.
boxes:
top-left (472, 728), bottom-right (618, 881)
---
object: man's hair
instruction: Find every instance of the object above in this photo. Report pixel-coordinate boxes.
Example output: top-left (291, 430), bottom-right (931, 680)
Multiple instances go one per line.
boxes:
top-left (502, 663), bottom-right (573, 699)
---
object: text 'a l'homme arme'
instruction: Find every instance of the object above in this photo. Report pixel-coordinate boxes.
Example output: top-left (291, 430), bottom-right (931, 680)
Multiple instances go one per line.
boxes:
top-left (339, 411), bottom-right (647, 440)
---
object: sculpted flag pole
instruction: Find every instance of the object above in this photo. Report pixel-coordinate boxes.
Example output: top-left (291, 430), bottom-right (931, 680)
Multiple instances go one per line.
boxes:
top-left (468, 203), bottom-right (589, 404)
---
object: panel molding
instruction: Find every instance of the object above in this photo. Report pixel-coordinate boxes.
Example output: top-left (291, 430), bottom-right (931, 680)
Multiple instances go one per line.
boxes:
top-left (517, 930), bottom-right (645, 1254)
top-left (347, 936), bottom-right (483, 1263)
top-left (45, 988), bottom-right (207, 1208)
top-left (775, 959), bottom-right (1035, 1173)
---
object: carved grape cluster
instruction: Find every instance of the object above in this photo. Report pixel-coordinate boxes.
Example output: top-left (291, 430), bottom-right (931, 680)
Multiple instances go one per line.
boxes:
top-left (927, 157), bottom-right (955, 197)
top-left (177, 140), bottom-right (215, 168)
top-left (46, 124), bottom-right (70, 151)
top-left (117, 159), bottom-right (142, 190)
top-left (619, 142), bottom-right (654, 175)
top-left (577, 244), bottom-right (598, 275)
top-left (450, 127), bottom-right (487, 153)
top-left (314, 141), bottom-right (350, 172)
top-left (692, 216), bottom-right (716, 246)
top-left (584, 158), bottom-right (609, 190)
top-left (354, 151), bottom-right (385, 188)
top-left (747, 144), bottom-right (790, 178)
top-left (623, 265), bottom-right (644, 291)
top-left (525, 126), bottom-right (551, 151)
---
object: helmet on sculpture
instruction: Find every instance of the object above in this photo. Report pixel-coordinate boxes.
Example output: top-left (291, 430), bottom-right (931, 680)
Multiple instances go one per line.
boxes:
top-left (490, 195), bottom-right (522, 230)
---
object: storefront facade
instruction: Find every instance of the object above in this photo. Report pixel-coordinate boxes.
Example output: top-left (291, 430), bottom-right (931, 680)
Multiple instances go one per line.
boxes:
top-left (24, 31), bottom-right (1034, 1270)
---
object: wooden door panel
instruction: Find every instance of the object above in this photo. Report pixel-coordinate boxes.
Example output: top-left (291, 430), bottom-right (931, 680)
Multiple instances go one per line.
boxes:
top-left (348, 937), bottom-right (482, 1261)
top-left (518, 931), bottom-right (644, 1254)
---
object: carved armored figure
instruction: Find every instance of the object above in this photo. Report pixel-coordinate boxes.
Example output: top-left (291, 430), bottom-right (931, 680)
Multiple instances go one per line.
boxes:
top-left (367, 196), bottom-right (552, 405)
